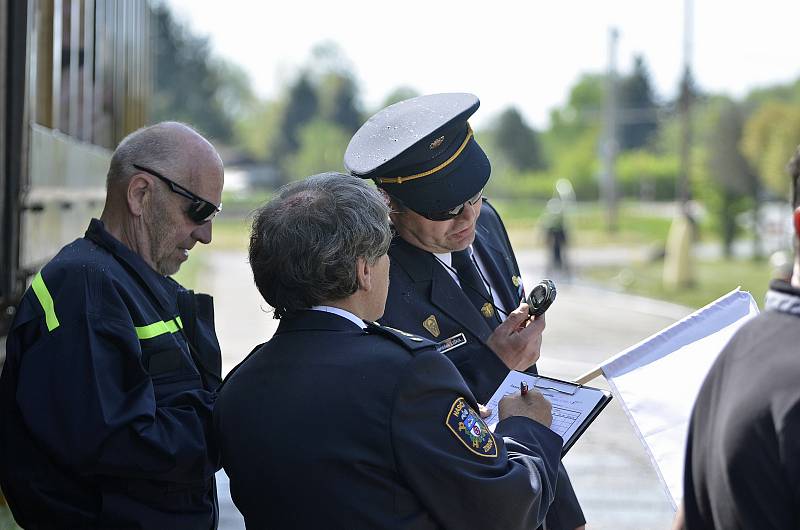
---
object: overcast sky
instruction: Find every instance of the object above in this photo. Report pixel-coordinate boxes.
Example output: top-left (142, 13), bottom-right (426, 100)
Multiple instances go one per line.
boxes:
top-left (166, 0), bottom-right (800, 129)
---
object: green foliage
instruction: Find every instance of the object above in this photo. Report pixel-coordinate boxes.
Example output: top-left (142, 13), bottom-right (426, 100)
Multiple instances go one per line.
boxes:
top-left (703, 99), bottom-right (758, 256)
top-left (380, 87), bottom-right (421, 109)
top-left (151, 5), bottom-right (236, 143)
top-left (618, 55), bottom-right (660, 151)
top-left (317, 73), bottom-right (362, 134)
top-left (544, 73), bottom-right (604, 151)
top-left (284, 119), bottom-right (351, 180)
top-left (268, 73), bottom-right (319, 170)
top-left (487, 107), bottom-right (545, 172)
top-left (551, 128), bottom-right (602, 200)
top-left (584, 258), bottom-right (771, 310)
top-left (741, 101), bottom-right (800, 198)
top-left (744, 78), bottom-right (800, 107)
top-left (615, 150), bottom-right (678, 200)
top-left (540, 74), bottom-right (606, 201)
top-left (484, 168), bottom-right (559, 201)
top-left (233, 100), bottom-right (282, 160)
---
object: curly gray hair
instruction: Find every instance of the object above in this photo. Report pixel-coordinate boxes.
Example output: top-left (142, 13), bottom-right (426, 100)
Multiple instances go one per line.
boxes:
top-left (249, 172), bottom-right (392, 318)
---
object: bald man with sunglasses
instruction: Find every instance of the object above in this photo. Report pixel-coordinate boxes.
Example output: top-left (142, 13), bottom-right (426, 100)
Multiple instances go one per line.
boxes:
top-left (0, 122), bottom-right (224, 529)
top-left (345, 94), bottom-right (586, 530)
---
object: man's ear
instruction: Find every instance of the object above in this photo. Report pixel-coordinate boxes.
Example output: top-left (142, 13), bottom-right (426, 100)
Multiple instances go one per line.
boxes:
top-left (794, 207), bottom-right (800, 238)
top-left (127, 174), bottom-right (150, 218)
top-left (355, 257), bottom-right (371, 292)
top-left (380, 189), bottom-right (401, 214)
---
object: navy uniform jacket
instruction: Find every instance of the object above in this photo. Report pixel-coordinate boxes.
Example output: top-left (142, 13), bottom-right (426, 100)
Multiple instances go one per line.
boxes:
top-left (683, 280), bottom-right (800, 529)
top-left (381, 200), bottom-right (585, 530)
top-left (0, 219), bottom-right (222, 529)
top-left (214, 310), bottom-right (562, 529)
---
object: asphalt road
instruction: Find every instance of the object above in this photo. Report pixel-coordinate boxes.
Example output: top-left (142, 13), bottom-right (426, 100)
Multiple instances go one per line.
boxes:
top-left (203, 248), bottom-right (690, 530)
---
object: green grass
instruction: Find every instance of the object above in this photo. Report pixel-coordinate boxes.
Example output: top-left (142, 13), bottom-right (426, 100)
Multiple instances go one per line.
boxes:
top-left (582, 258), bottom-right (773, 309)
top-left (221, 188), bottom-right (273, 215)
top-left (491, 199), bottom-right (678, 249)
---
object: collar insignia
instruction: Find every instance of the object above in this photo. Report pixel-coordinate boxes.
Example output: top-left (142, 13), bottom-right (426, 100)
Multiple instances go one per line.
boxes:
top-left (481, 302), bottom-right (495, 319)
top-left (423, 315), bottom-right (440, 337)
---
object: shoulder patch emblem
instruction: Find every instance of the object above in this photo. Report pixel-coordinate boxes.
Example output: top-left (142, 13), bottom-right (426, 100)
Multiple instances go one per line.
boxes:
top-left (445, 397), bottom-right (498, 458)
top-left (422, 315), bottom-right (440, 337)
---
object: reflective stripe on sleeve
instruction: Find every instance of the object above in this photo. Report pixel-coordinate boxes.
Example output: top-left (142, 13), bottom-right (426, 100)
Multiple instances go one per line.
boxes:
top-left (135, 316), bottom-right (183, 340)
top-left (31, 272), bottom-right (60, 332)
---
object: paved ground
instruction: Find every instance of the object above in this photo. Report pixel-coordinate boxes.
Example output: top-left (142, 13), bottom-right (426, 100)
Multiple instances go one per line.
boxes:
top-left (202, 248), bottom-right (688, 530)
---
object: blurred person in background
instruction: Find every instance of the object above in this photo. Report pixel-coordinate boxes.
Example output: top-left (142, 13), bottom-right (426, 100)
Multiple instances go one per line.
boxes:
top-left (541, 198), bottom-right (571, 278)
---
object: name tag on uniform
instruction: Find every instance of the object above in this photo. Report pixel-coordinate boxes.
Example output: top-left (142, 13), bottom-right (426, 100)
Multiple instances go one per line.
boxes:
top-left (436, 333), bottom-right (467, 354)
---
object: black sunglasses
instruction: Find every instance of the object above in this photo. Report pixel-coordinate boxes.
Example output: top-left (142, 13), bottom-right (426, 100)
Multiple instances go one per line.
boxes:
top-left (133, 164), bottom-right (222, 224)
top-left (397, 189), bottom-right (483, 221)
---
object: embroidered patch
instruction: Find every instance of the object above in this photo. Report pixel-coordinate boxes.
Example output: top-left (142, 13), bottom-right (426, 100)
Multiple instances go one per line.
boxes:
top-left (445, 397), bottom-right (498, 458)
top-left (423, 315), bottom-right (440, 337)
top-left (481, 302), bottom-right (495, 318)
top-left (436, 332), bottom-right (467, 354)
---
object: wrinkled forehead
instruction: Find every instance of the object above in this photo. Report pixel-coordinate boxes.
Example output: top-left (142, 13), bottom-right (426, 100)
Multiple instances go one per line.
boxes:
top-left (179, 148), bottom-right (224, 203)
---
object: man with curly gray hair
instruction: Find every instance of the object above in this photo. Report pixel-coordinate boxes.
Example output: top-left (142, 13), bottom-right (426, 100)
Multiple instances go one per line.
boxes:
top-left (213, 172), bottom-right (564, 529)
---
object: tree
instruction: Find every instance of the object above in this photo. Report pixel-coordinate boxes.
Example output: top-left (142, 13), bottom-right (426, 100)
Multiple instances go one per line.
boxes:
top-left (543, 74), bottom-right (605, 199)
top-left (309, 42), bottom-right (363, 134)
top-left (381, 86), bottom-right (420, 108)
top-left (705, 100), bottom-right (760, 257)
top-left (741, 101), bottom-right (800, 198)
top-left (151, 5), bottom-right (236, 143)
top-left (491, 107), bottom-right (545, 172)
top-left (618, 55), bottom-right (659, 151)
top-left (285, 119), bottom-right (351, 180)
top-left (546, 74), bottom-right (604, 147)
top-left (268, 72), bottom-right (319, 172)
top-left (317, 73), bottom-right (362, 134)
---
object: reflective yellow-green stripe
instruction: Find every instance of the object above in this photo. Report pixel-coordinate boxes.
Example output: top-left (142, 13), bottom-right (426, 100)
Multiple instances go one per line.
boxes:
top-left (31, 272), bottom-right (59, 331)
top-left (135, 316), bottom-right (183, 340)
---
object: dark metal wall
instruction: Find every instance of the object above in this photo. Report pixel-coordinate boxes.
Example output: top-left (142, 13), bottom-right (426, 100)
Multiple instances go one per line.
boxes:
top-left (1, 0), bottom-right (29, 336)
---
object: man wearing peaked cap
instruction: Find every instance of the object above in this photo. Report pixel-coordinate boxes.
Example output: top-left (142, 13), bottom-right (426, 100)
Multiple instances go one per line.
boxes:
top-left (345, 93), bottom-right (586, 530)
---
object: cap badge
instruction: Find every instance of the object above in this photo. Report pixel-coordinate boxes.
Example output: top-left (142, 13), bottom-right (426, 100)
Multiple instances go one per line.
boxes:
top-left (481, 303), bottom-right (495, 319)
top-left (423, 315), bottom-right (441, 337)
top-left (429, 136), bottom-right (445, 150)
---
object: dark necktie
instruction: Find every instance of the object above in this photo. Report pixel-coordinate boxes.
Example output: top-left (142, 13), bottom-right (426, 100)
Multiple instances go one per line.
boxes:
top-left (451, 249), bottom-right (499, 327)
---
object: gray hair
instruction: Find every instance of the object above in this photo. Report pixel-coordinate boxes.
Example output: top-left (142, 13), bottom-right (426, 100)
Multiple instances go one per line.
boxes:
top-left (106, 121), bottom-right (206, 189)
top-left (249, 172), bottom-right (392, 318)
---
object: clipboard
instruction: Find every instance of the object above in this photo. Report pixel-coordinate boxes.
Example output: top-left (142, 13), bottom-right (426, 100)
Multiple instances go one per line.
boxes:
top-left (484, 371), bottom-right (613, 455)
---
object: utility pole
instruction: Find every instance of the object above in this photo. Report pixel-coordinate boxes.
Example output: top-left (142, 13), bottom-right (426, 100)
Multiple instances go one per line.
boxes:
top-left (601, 28), bottom-right (619, 232)
top-left (677, 0), bottom-right (694, 208)
top-left (664, 0), bottom-right (695, 290)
